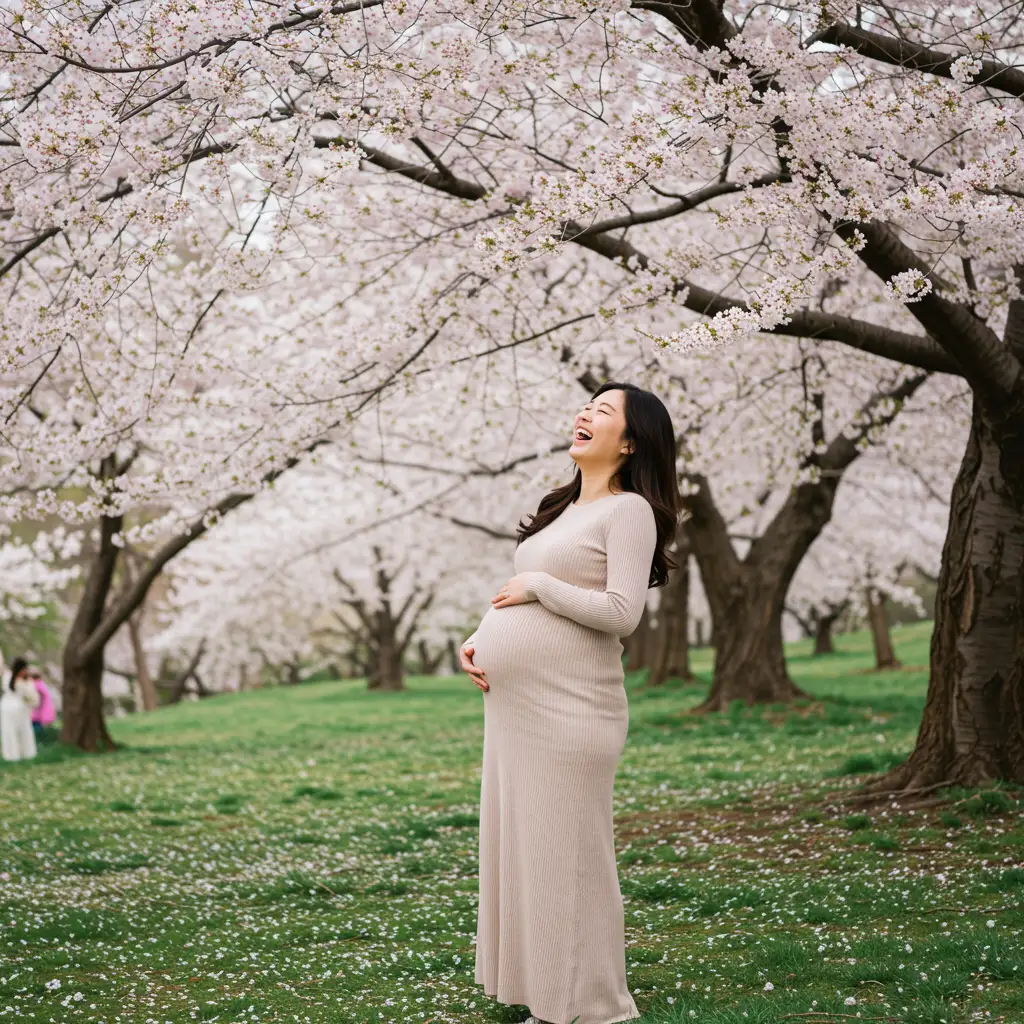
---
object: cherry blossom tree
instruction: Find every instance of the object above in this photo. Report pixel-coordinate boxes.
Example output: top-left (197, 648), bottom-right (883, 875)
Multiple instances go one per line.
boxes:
top-left (787, 452), bottom-right (955, 663)
top-left (152, 446), bottom-right (529, 692)
top-left (2, 0), bottom-right (1022, 785)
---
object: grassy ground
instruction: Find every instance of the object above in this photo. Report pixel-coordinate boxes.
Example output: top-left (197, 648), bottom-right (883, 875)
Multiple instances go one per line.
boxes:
top-left (1, 620), bottom-right (1022, 1024)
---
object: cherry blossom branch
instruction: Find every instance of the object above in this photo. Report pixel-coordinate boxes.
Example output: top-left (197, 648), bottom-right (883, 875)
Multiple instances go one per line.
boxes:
top-left (46, 0), bottom-right (386, 76)
top-left (342, 138), bottom-right (488, 201)
top-left (815, 371), bottom-right (931, 477)
top-left (570, 225), bottom-right (963, 374)
top-left (808, 21), bottom-right (1024, 99)
top-left (834, 219), bottom-right (1020, 401)
top-left (0, 144), bottom-right (225, 280)
top-left (573, 174), bottom-right (785, 237)
top-left (441, 514), bottom-right (518, 541)
top-left (356, 442), bottom-right (570, 478)
top-left (77, 438), bottom-right (333, 664)
top-left (745, 371), bottom-right (929, 567)
top-left (0, 227), bottom-right (60, 279)
top-left (343, 139), bottom-right (960, 374)
top-left (4, 341), bottom-right (64, 424)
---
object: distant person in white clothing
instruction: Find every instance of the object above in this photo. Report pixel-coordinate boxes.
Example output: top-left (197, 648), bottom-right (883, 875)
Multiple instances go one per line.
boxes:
top-left (2, 656), bottom-right (41, 762)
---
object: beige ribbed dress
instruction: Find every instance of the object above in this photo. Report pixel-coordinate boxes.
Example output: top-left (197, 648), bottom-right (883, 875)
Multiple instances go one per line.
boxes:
top-left (468, 491), bottom-right (656, 1024)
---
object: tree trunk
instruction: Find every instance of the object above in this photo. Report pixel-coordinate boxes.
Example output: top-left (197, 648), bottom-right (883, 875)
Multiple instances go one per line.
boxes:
top-left (624, 603), bottom-right (652, 672)
top-left (695, 618), bottom-right (706, 648)
top-left (686, 474), bottom-right (830, 713)
top-left (867, 403), bottom-right (1024, 792)
top-left (166, 642), bottom-right (207, 703)
top-left (813, 604), bottom-right (846, 656)
top-left (370, 631), bottom-right (405, 691)
top-left (685, 375), bottom-right (928, 713)
top-left (57, 446), bottom-right (274, 750)
top-left (813, 615), bottom-right (835, 656)
top-left (128, 613), bottom-right (160, 711)
top-left (368, 600), bottom-right (405, 691)
top-left (649, 555), bottom-right (693, 685)
top-left (417, 638), bottom-right (444, 675)
top-left (696, 563), bottom-right (809, 711)
top-left (61, 510), bottom-right (122, 751)
top-left (866, 588), bottom-right (901, 670)
top-left (60, 657), bottom-right (115, 751)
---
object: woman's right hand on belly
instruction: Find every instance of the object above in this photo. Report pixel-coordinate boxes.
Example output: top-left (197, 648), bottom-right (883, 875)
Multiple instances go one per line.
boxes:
top-left (460, 644), bottom-right (488, 692)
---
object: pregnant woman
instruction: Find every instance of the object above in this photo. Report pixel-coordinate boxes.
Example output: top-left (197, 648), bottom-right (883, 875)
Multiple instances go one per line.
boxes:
top-left (461, 381), bottom-right (680, 1024)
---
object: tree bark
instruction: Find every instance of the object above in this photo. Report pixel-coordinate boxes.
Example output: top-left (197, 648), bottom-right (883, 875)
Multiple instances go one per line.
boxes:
top-left (446, 636), bottom-right (461, 675)
top-left (813, 612), bottom-right (837, 656)
top-left (417, 638), bottom-right (444, 675)
top-left (649, 548), bottom-right (693, 685)
top-left (686, 475), bottom-right (824, 711)
top-left (624, 602), bottom-right (652, 672)
top-left (127, 612), bottom-right (159, 711)
top-left (696, 559), bottom-right (809, 710)
top-left (166, 642), bottom-right (207, 704)
top-left (369, 625), bottom-right (404, 691)
top-left (866, 400), bottom-right (1024, 791)
top-left (687, 375), bottom-right (927, 713)
top-left (60, 509), bottom-right (121, 751)
top-left (61, 658), bottom-right (114, 751)
top-left (866, 588), bottom-right (901, 670)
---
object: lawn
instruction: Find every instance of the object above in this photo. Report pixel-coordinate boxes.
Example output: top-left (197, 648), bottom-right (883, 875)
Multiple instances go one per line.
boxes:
top-left (2, 620), bottom-right (1022, 1024)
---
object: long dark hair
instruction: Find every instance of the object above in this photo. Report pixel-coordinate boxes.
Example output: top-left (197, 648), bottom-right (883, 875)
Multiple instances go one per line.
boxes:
top-left (517, 382), bottom-right (681, 588)
top-left (8, 656), bottom-right (28, 692)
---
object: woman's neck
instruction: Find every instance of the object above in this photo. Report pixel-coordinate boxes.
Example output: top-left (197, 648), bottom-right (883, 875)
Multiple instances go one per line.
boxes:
top-left (576, 469), bottom-right (618, 505)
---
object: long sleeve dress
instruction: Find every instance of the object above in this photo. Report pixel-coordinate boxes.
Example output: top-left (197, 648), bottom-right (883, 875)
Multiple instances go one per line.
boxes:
top-left (467, 491), bottom-right (656, 1024)
top-left (1, 678), bottom-right (41, 762)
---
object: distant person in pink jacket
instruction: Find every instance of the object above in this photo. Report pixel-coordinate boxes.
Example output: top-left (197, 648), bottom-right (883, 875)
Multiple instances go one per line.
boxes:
top-left (30, 667), bottom-right (56, 740)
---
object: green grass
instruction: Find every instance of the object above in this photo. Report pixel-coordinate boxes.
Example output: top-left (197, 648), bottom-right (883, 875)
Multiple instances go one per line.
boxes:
top-left (1, 620), bottom-right (1023, 1023)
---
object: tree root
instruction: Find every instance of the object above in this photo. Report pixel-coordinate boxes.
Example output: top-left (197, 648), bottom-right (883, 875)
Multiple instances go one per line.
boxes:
top-left (843, 778), bottom-right (955, 805)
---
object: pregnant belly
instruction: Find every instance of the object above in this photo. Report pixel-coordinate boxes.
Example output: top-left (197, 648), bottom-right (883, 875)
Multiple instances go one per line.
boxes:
top-left (473, 604), bottom-right (628, 749)
top-left (472, 603), bottom-right (623, 687)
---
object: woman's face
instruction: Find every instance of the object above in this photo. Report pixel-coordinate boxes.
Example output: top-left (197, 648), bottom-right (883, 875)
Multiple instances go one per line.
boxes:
top-left (570, 389), bottom-right (631, 468)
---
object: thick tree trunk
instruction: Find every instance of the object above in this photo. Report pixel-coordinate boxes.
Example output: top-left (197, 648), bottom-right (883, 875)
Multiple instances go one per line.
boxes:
top-left (368, 617), bottom-right (405, 691)
top-left (60, 656), bottom-right (115, 751)
top-left (813, 615), bottom-right (836, 656)
top-left (649, 555), bottom-right (693, 685)
top-left (686, 374), bottom-right (927, 713)
top-left (61, 510), bottom-right (122, 751)
top-left (128, 613), bottom-right (160, 711)
top-left (866, 588), bottom-right (901, 670)
top-left (696, 565), bottom-right (809, 711)
top-left (624, 603), bottom-right (652, 672)
top-left (867, 404), bottom-right (1024, 792)
top-left (687, 473), bottom-right (834, 712)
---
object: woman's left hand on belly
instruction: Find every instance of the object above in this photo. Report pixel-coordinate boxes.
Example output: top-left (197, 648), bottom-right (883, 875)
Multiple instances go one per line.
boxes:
top-left (491, 573), bottom-right (535, 608)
